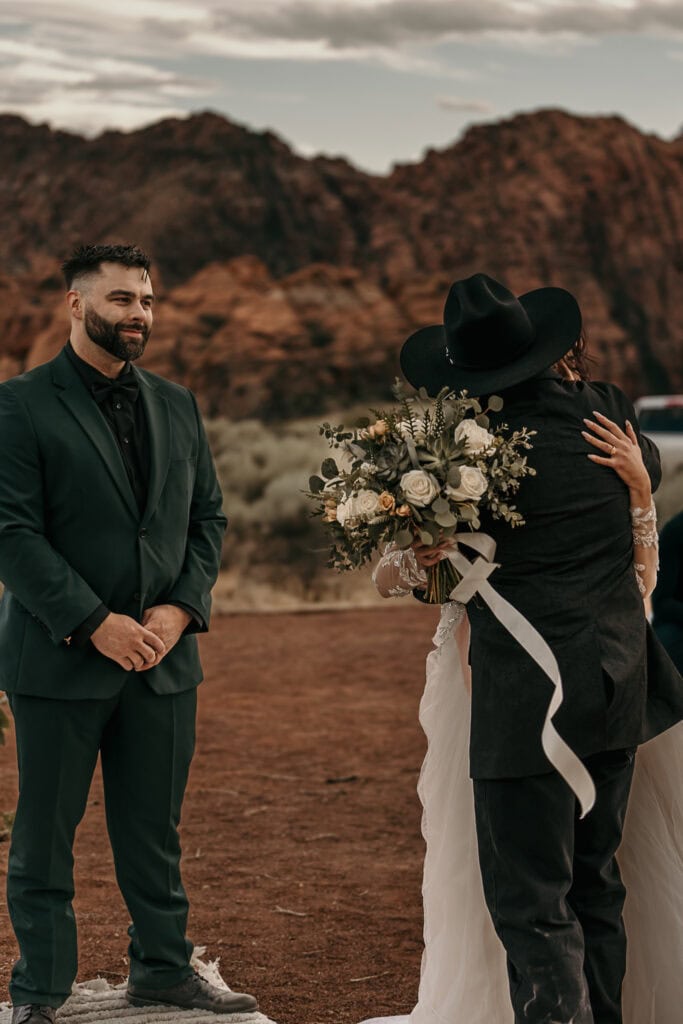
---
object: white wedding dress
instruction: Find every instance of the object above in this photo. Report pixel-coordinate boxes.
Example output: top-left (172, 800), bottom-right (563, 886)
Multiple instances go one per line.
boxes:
top-left (360, 552), bottom-right (683, 1024)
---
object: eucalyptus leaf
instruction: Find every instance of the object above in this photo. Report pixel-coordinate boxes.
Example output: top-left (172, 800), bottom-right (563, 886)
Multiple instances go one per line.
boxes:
top-left (395, 528), bottom-right (413, 548)
top-left (488, 395), bottom-right (504, 412)
top-left (321, 458), bottom-right (338, 479)
top-left (419, 529), bottom-right (435, 546)
top-left (434, 510), bottom-right (458, 528)
top-left (448, 466), bottom-right (462, 487)
top-left (431, 497), bottom-right (450, 514)
top-left (309, 475), bottom-right (325, 494)
top-left (475, 414), bottom-right (490, 429)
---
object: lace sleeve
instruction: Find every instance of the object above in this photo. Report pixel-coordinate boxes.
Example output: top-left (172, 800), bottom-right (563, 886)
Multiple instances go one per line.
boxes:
top-left (372, 542), bottom-right (428, 598)
top-left (631, 501), bottom-right (659, 599)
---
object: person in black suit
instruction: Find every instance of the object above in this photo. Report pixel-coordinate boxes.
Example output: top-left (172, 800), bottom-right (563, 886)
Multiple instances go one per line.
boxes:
top-left (652, 510), bottom-right (683, 673)
top-left (0, 245), bottom-right (257, 1022)
top-left (397, 274), bottom-right (683, 1024)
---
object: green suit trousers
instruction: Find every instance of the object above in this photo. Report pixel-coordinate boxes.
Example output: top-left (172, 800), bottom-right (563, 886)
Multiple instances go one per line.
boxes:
top-left (7, 676), bottom-right (196, 1008)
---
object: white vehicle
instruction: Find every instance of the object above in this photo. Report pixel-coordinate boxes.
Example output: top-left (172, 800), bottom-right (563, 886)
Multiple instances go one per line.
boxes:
top-left (634, 395), bottom-right (683, 465)
top-left (635, 394), bottom-right (683, 430)
top-left (635, 396), bottom-right (683, 524)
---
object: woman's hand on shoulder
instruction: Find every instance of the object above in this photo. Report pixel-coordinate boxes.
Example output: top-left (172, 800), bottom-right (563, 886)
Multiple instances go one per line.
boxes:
top-left (581, 410), bottom-right (652, 505)
top-left (554, 357), bottom-right (580, 381)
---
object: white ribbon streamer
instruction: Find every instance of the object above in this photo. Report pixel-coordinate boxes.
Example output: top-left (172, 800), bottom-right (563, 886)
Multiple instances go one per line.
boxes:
top-left (445, 533), bottom-right (596, 818)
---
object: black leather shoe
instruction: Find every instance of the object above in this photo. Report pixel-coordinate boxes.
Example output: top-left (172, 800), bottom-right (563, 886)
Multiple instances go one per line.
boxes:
top-left (127, 970), bottom-right (258, 1015)
top-left (11, 1008), bottom-right (57, 1024)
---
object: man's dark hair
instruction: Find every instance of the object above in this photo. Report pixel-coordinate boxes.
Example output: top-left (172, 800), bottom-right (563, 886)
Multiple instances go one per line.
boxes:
top-left (61, 244), bottom-right (152, 289)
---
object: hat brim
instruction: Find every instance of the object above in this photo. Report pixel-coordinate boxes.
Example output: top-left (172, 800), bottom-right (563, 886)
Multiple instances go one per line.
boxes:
top-left (400, 287), bottom-right (582, 397)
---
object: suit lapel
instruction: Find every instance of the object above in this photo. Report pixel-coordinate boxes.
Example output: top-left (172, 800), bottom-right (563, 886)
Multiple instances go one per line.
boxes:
top-left (136, 368), bottom-right (171, 527)
top-left (52, 351), bottom-right (140, 520)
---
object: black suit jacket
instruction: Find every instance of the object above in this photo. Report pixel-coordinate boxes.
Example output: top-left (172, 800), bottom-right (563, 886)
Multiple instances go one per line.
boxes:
top-left (466, 372), bottom-right (683, 778)
top-left (0, 349), bottom-right (227, 699)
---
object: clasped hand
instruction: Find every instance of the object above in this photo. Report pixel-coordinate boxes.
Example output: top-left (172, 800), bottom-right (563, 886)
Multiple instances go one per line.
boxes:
top-left (90, 604), bottom-right (192, 672)
top-left (412, 537), bottom-right (455, 568)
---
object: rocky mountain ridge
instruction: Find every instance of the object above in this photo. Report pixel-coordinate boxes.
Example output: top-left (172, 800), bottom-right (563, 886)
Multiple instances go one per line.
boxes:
top-left (1, 107), bottom-right (682, 416)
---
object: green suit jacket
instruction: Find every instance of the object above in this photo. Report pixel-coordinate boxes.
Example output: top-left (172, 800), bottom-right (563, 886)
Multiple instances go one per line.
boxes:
top-left (0, 348), bottom-right (227, 698)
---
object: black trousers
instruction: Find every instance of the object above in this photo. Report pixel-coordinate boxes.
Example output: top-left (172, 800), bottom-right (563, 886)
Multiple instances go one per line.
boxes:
top-left (473, 748), bottom-right (636, 1024)
top-left (7, 677), bottom-right (196, 1008)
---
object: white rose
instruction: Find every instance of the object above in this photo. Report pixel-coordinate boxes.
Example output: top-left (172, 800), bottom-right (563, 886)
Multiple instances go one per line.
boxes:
top-left (400, 470), bottom-right (440, 507)
top-left (356, 489), bottom-right (382, 521)
top-left (454, 419), bottom-right (495, 454)
top-left (445, 466), bottom-right (488, 503)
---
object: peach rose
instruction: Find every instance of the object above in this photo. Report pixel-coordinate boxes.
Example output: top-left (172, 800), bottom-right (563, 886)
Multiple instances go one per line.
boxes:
top-left (378, 491), bottom-right (396, 513)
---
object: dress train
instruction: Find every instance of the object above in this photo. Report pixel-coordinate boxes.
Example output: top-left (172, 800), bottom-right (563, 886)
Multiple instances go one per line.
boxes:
top-left (360, 603), bottom-right (683, 1024)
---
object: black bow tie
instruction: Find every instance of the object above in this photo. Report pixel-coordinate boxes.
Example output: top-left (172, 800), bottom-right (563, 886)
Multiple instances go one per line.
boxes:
top-left (90, 372), bottom-right (140, 406)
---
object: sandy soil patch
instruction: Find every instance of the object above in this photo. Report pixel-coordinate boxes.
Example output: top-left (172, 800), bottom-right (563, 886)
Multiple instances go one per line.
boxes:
top-left (0, 605), bottom-right (440, 1024)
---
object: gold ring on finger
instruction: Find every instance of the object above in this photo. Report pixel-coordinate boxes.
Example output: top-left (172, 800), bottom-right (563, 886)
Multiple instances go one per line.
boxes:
top-left (610, 444), bottom-right (617, 456)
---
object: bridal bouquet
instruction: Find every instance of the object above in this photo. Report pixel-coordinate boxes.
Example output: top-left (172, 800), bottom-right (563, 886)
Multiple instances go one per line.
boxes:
top-left (307, 382), bottom-right (535, 602)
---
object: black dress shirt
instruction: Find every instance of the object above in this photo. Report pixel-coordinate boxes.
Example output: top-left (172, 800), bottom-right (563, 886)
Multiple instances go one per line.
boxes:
top-left (65, 340), bottom-right (150, 513)
top-left (63, 342), bottom-right (198, 647)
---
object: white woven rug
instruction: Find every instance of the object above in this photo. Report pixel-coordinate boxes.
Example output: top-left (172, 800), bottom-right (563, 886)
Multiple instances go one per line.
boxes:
top-left (0, 952), bottom-right (278, 1024)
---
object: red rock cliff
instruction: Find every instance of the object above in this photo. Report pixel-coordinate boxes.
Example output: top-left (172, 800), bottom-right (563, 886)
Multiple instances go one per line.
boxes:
top-left (1, 108), bottom-right (681, 416)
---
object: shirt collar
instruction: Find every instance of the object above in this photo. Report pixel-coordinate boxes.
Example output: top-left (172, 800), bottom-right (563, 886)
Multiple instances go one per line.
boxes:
top-left (64, 339), bottom-right (131, 387)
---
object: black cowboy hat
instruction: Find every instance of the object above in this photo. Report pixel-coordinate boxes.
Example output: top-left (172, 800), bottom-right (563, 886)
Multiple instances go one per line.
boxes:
top-left (400, 273), bottom-right (582, 396)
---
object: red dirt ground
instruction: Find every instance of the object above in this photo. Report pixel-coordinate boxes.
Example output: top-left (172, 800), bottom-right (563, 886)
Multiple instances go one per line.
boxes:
top-left (0, 605), bottom-right (441, 1024)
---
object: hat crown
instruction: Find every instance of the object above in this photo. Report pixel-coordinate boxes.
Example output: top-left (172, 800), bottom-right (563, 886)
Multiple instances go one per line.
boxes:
top-left (399, 271), bottom-right (582, 396)
top-left (444, 274), bottom-right (536, 373)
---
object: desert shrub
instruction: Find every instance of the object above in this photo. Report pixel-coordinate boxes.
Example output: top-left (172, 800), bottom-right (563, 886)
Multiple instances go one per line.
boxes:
top-left (208, 416), bottom-right (334, 587)
top-left (0, 810), bottom-right (14, 842)
top-left (205, 415), bottom-right (683, 602)
top-left (0, 696), bottom-right (8, 746)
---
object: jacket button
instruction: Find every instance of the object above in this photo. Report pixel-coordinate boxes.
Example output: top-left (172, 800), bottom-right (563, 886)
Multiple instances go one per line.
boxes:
top-left (138, 528), bottom-right (148, 539)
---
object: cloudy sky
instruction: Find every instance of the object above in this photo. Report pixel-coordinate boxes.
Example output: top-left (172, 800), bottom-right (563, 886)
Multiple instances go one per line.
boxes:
top-left (1, 0), bottom-right (682, 172)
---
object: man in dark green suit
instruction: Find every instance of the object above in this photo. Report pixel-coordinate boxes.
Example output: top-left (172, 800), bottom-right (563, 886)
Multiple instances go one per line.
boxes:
top-left (0, 244), bottom-right (257, 1022)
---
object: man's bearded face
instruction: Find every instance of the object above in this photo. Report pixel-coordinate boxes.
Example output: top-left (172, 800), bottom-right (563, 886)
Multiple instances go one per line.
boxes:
top-left (84, 306), bottom-right (150, 361)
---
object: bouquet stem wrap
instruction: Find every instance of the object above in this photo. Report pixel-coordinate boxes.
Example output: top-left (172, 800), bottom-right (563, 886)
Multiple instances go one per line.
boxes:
top-left (445, 533), bottom-right (596, 818)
